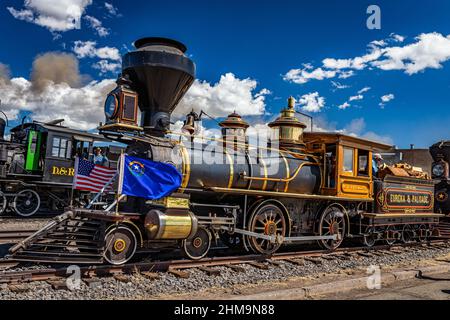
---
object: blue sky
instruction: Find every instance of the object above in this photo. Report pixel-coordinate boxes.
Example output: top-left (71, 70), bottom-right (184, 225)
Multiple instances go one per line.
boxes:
top-left (0, 0), bottom-right (449, 148)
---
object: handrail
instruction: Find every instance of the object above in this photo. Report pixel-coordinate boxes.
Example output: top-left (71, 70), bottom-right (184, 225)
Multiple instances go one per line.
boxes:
top-left (241, 161), bottom-right (318, 183)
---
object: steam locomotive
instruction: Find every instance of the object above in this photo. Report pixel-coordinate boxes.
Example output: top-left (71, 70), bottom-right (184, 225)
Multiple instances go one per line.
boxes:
top-left (0, 117), bottom-right (122, 216)
top-left (9, 37), bottom-right (444, 265)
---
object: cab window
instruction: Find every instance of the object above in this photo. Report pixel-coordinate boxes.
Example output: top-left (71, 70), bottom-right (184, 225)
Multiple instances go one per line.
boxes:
top-left (358, 150), bottom-right (369, 176)
top-left (51, 137), bottom-right (70, 158)
top-left (343, 147), bottom-right (354, 174)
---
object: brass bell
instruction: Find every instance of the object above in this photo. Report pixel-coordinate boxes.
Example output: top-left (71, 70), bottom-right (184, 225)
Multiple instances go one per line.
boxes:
top-left (182, 110), bottom-right (198, 135)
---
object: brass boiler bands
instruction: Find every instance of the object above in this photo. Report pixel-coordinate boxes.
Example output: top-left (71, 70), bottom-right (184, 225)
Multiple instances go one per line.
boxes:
top-left (176, 142), bottom-right (322, 194)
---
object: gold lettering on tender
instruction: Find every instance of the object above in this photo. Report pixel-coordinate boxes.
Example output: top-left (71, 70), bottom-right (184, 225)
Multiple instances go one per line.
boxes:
top-left (52, 166), bottom-right (60, 175)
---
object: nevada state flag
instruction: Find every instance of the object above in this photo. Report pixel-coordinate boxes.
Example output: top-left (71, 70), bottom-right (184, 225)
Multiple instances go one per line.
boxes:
top-left (118, 155), bottom-right (182, 200)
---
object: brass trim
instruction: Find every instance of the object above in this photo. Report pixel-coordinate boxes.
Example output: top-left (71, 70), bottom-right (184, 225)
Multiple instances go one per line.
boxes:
top-left (179, 143), bottom-right (190, 191)
top-left (99, 123), bottom-right (143, 131)
top-left (120, 92), bottom-right (139, 122)
top-left (259, 157), bottom-right (268, 191)
top-left (362, 213), bottom-right (444, 219)
top-left (281, 152), bottom-right (290, 192)
top-left (207, 186), bottom-right (373, 202)
top-left (224, 150), bottom-right (234, 189)
top-left (242, 161), bottom-right (317, 183)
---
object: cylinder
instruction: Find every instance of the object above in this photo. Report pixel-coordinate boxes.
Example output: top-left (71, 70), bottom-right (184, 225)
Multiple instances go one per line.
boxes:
top-left (144, 209), bottom-right (198, 240)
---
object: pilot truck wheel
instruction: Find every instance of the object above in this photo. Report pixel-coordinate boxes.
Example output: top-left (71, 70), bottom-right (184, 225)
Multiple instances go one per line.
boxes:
top-left (104, 225), bottom-right (137, 265)
top-left (182, 226), bottom-right (212, 260)
top-left (12, 189), bottom-right (41, 217)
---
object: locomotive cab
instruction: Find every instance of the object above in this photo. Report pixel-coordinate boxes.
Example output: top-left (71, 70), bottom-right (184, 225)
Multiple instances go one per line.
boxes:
top-left (304, 132), bottom-right (392, 199)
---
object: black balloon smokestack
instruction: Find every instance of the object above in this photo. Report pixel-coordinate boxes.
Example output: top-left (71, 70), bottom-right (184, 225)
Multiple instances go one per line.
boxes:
top-left (122, 37), bottom-right (196, 135)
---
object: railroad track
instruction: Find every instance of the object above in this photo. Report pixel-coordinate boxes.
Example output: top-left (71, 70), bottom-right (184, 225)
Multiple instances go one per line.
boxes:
top-left (0, 240), bottom-right (449, 285)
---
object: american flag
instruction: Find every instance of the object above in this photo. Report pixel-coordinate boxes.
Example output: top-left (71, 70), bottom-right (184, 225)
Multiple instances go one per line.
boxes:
top-left (73, 158), bottom-right (117, 193)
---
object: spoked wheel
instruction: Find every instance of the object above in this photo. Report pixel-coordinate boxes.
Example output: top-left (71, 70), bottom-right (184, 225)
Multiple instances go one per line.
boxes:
top-left (401, 225), bottom-right (415, 243)
top-left (362, 226), bottom-right (377, 247)
top-left (104, 225), bottom-right (137, 265)
top-left (0, 191), bottom-right (7, 215)
top-left (384, 226), bottom-right (397, 245)
top-left (183, 227), bottom-right (212, 260)
top-left (12, 189), bottom-right (41, 217)
top-left (417, 225), bottom-right (428, 242)
top-left (318, 206), bottom-right (346, 250)
top-left (248, 204), bottom-right (286, 255)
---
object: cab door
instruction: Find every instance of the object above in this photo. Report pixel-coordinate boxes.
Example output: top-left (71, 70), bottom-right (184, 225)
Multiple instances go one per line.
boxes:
top-left (25, 130), bottom-right (42, 172)
top-left (337, 145), bottom-right (373, 198)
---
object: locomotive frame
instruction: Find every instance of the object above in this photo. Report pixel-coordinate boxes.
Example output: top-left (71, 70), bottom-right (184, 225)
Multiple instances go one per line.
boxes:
top-left (7, 36), bottom-right (445, 265)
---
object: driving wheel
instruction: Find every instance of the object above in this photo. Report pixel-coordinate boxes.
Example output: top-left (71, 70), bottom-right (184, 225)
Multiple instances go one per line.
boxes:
top-left (12, 189), bottom-right (41, 217)
top-left (247, 204), bottom-right (286, 255)
top-left (318, 206), bottom-right (346, 250)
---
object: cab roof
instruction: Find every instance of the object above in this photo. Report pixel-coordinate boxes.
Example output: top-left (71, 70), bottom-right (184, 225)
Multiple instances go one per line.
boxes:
top-left (304, 132), bottom-right (393, 151)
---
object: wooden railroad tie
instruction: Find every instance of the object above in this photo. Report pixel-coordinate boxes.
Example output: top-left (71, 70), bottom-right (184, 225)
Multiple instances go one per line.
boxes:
top-left (113, 274), bottom-right (132, 283)
top-left (8, 284), bottom-right (29, 293)
top-left (83, 278), bottom-right (102, 289)
top-left (47, 279), bottom-right (69, 290)
top-left (168, 268), bottom-right (190, 279)
top-left (248, 261), bottom-right (269, 270)
top-left (141, 271), bottom-right (160, 280)
top-left (198, 266), bottom-right (221, 276)
top-left (266, 259), bottom-right (283, 266)
top-left (304, 257), bottom-right (322, 265)
top-left (226, 265), bottom-right (245, 273)
top-left (285, 258), bottom-right (305, 266)
top-left (357, 252), bottom-right (372, 258)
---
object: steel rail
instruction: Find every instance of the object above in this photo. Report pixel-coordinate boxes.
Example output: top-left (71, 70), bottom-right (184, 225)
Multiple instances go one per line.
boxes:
top-left (0, 240), bottom-right (448, 285)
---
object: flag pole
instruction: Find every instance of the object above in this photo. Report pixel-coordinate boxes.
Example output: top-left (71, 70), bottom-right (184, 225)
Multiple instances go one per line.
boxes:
top-left (70, 156), bottom-right (79, 208)
top-left (116, 151), bottom-right (125, 215)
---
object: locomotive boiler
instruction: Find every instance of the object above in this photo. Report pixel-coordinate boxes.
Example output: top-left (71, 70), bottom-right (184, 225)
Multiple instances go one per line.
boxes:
top-left (8, 37), bottom-right (445, 265)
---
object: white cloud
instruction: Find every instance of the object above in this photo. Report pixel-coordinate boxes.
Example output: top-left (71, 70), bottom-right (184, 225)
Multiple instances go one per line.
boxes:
top-left (92, 60), bottom-right (121, 74)
top-left (349, 94), bottom-right (363, 102)
top-left (73, 41), bottom-right (120, 60)
top-left (7, 0), bottom-right (92, 33)
top-left (358, 86), bottom-right (371, 94)
top-left (381, 93), bottom-right (395, 103)
top-left (284, 32), bottom-right (450, 84)
top-left (0, 76), bottom-right (115, 130)
top-left (297, 92), bottom-right (325, 113)
top-left (175, 73), bottom-right (270, 118)
top-left (104, 2), bottom-right (121, 17)
top-left (379, 93), bottom-right (395, 108)
top-left (338, 102), bottom-right (350, 110)
top-left (372, 33), bottom-right (450, 75)
top-left (84, 15), bottom-right (109, 37)
top-left (331, 81), bottom-right (350, 90)
top-left (283, 67), bottom-right (336, 84)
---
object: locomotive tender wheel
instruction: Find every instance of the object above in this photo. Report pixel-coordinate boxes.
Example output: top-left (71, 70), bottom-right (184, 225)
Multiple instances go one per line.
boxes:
top-left (362, 226), bottom-right (377, 247)
top-left (12, 189), bottom-right (41, 217)
top-left (401, 225), bottom-right (415, 244)
top-left (104, 225), bottom-right (137, 265)
top-left (0, 192), bottom-right (7, 215)
top-left (318, 206), bottom-right (345, 250)
top-left (183, 227), bottom-right (212, 260)
top-left (417, 225), bottom-right (428, 242)
top-left (248, 204), bottom-right (286, 255)
top-left (384, 226), bottom-right (397, 245)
